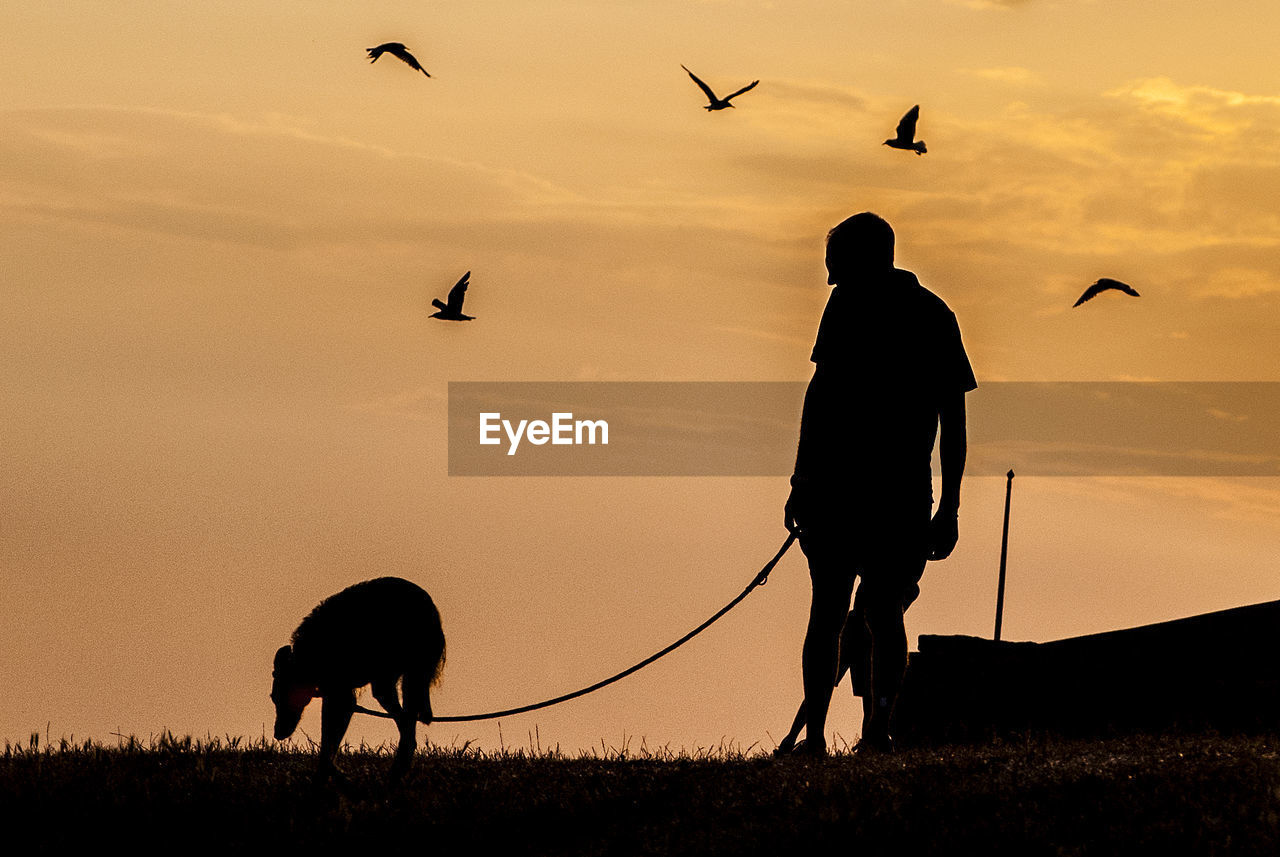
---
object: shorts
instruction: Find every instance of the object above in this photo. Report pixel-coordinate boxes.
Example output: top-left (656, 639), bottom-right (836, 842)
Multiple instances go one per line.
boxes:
top-left (798, 492), bottom-right (930, 696)
top-left (797, 492), bottom-right (930, 603)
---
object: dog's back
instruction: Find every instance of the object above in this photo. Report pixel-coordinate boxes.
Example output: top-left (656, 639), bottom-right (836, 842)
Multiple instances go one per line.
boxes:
top-left (291, 576), bottom-right (446, 693)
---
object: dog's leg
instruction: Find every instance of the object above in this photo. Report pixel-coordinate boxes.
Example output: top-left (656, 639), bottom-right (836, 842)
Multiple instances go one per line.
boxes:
top-left (372, 678), bottom-right (417, 781)
top-left (318, 690), bottom-right (356, 782)
top-left (373, 680), bottom-right (419, 787)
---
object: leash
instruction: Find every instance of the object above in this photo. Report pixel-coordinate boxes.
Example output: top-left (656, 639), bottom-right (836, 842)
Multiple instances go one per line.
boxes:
top-left (354, 532), bottom-right (797, 724)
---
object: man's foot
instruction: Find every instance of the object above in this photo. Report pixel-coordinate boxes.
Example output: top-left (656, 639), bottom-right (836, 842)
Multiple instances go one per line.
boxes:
top-left (777, 738), bottom-right (827, 758)
top-left (796, 738), bottom-right (827, 757)
top-left (852, 733), bottom-right (895, 755)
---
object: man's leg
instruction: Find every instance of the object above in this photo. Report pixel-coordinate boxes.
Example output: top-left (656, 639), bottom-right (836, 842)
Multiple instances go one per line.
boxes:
top-left (801, 546), bottom-right (855, 756)
top-left (860, 588), bottom-right (908, 747)
top-left (859, 542), bottom-right (927, 749)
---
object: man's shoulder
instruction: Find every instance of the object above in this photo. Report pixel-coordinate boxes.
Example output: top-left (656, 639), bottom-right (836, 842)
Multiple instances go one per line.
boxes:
top-left (895, 269), bottom-right (957, 321)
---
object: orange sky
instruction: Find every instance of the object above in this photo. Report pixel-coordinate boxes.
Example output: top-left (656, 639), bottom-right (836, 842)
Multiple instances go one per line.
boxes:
top-left (3, 1), bottom-right (1279, 753)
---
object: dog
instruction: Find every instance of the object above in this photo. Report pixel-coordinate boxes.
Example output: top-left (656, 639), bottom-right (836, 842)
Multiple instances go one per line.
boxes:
top-left (271, 577), bottom-right (445, 780)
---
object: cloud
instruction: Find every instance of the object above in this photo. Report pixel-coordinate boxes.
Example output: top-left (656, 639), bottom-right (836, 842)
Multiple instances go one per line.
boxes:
top-left (0, 103), bottom-right (836, 294)
top-left (755, 79), bottom-right (868, 113)
top-left (947, 0), bottom-right (1035, 9)
top-left (1186, 163), bottom-right (1280, 232)
top-left (729, 79), bottom-right (873, 152)
top-left (869, 77), bottom-right (1280, 283)
top-left (0, 105), bottom-right (586, 251)
top-left (1132, 477), bottom-right (1280, 526)
top-left (709, 324), bottom-right (812, 348)
top-left (962, 67), bottom-right (1044, 86)
top-left (348, 386), bottom-right (447, 421)
top-left (1106, 77), bottom-right (1280, 138)
top-left (1111, 78), bottom-right (1280, 113)
top-left (1196, 268), bottom-right (1280, 299)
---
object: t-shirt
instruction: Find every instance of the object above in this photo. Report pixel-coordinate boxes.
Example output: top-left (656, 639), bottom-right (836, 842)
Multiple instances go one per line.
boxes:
top-left (800, 267), bottom-right (977, 501)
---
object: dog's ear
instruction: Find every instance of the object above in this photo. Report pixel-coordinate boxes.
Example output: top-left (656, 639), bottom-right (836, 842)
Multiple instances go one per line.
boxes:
top-left (273, 645), bottom-right (293, 674)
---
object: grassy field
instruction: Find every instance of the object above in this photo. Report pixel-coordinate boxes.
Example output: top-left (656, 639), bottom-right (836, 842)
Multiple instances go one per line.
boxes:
top-left (3, 731), bottom-right (1279, 855)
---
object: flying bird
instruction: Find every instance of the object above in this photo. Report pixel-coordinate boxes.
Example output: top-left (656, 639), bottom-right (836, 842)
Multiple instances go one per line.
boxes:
top-left (1073, 278), bottom-right (1141, 307)
top-left (430, 271), bottom-right (474, 321)
top-left (883, 105), bottom-right (926, 155)
top-left (681, 65), bottom-right (759, 111)
top-left (367, 42), bottom-right (431, 77)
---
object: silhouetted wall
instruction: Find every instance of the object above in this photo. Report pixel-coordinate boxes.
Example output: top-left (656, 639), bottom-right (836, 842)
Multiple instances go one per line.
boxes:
top-left (895, 600), bottom-right (1280, 743)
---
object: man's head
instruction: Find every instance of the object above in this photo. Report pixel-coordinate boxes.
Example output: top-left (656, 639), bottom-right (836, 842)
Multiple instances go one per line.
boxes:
top-left (825, 212), bottom-right (895, 285)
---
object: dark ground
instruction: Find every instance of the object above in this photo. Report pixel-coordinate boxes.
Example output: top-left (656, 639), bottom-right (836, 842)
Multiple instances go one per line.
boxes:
top-left (3, 732), bottom-right (1278, 855)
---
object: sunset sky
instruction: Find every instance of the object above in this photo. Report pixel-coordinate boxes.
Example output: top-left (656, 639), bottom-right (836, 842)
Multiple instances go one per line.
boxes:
top-left (4, 1), bottom-right (1280, 753)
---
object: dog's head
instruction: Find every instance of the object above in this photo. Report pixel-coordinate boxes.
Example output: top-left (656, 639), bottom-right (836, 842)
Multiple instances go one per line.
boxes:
top-left (270, 645), bottom-right (316, 740)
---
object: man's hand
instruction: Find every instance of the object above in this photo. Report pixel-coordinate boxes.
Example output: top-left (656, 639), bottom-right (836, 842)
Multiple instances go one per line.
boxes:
top-left (928, 507), bottom-right (959, 560)
top-left (784, 479), bottom-right (808, 535)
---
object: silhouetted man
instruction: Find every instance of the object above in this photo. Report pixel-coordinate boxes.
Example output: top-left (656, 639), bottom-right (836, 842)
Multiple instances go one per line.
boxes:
top-left (784, 212), bottom-right (976, 755)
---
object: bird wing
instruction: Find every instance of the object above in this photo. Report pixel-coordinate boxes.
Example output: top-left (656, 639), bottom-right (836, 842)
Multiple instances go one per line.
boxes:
top-left (431, 298), bottom-right (448, 312)
top-left (446, 271), bottom-right (471, 311)
top-left (682, 65), bottom-right (719, 102)
top-left (723, 80), bottom-right (760, 102)
top-left (895, 105), bottom-right (920, 141)
top-left (1073, 281), bottom-right (1107, 307)
top-left (390, 45), bottom-right (429, 75)
top-left (1097, 277), bottom-right (1139, 297)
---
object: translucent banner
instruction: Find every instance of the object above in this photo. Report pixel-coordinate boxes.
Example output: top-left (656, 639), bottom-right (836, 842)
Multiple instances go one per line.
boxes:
top-left (447, 382), bottom-right (1280, 477)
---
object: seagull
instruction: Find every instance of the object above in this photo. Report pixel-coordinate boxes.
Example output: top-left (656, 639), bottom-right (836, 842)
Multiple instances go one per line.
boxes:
top-left (681, 65), bottom-right (759, 111)
top-left (367, 42), bottom-right (431, 77)
top-left (883, 105), bottom-right (926, 155)
top-left (1073, 278), bottom-right (1141, 307)
top-left (430, 271), bottom-right (474, 321)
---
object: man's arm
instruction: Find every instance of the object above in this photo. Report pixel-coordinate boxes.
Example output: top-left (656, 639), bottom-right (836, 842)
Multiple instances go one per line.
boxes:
top-left (930, 391), bottom-right (967, 559)
top-left (785, 365), bottom-right (829, 533)
top-left (793, 365), bottom-right (831, 481)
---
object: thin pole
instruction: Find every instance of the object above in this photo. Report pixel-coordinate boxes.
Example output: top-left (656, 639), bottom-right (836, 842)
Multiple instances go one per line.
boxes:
top-left (994, 469), bottom-right (1014, 641)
